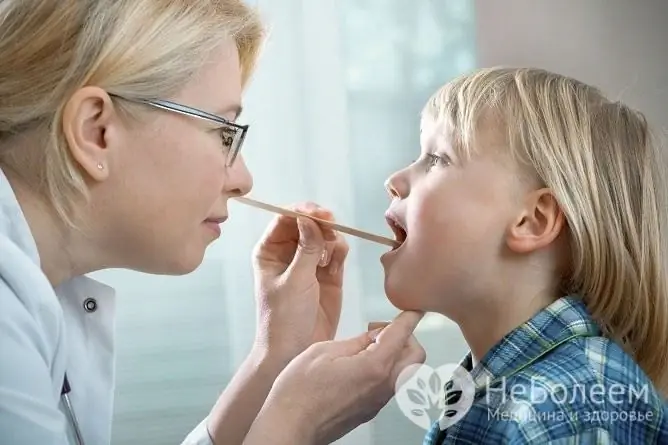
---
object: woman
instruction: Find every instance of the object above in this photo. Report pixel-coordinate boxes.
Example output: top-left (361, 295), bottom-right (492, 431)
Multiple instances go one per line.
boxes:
top-left (0, 1), bottom-right (426, 444)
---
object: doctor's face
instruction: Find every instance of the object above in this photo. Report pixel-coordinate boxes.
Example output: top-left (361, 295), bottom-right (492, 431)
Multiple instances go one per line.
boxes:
top-left (91, 40), bottom-right (253, 274)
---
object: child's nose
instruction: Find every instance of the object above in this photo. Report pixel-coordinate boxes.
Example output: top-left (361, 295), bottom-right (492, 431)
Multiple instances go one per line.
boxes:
top-left (384, 170), bottom-right (409, 199)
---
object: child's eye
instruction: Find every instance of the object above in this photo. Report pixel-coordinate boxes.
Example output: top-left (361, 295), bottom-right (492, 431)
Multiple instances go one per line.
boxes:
top-left (424, 153), bottom-right (451, 171)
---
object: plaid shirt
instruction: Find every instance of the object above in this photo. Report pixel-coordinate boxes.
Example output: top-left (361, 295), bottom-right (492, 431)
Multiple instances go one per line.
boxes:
top-left (423, 296), bottom-right (668, 444)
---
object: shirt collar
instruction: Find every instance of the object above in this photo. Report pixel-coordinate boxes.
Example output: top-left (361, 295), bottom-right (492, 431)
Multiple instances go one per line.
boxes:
top-left (460, 295), bottom-right (601, 392)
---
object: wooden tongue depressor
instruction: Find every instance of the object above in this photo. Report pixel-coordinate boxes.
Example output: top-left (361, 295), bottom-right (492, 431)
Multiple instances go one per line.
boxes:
top-left (233, 196), bottom-right (400, 248)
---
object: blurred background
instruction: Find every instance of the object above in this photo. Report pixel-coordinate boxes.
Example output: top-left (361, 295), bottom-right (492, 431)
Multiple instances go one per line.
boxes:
top-left (92, 0), bottom-right (668, 443)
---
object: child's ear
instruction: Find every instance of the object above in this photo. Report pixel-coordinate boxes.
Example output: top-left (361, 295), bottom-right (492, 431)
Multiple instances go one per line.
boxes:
top-left (506, 188), bottom-right (565, 253)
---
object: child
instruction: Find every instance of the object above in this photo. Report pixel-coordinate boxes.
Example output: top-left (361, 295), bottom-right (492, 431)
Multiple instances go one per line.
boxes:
top-left (381, 67), bottom-right (668, 443)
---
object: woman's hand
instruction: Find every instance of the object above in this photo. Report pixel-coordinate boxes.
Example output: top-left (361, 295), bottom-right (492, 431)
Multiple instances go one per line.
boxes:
top-left (206, 202), bottom-right (348, 444)
top-left (251, 202), bottom-right (349, 361)
top-left (244, 311), bottom-right (427, 445)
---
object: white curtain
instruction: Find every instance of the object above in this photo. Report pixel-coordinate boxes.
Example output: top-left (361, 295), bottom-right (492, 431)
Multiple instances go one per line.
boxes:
top-left (95, 1), bottom-right (476, 444)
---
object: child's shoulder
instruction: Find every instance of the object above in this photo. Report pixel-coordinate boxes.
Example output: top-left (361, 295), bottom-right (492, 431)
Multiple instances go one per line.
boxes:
top-left (519, 333), bottom-right (659, 399)
top-left (474, 335), bottom-right (667, 444)
top-left (427, 297), bottom-right (668, 444)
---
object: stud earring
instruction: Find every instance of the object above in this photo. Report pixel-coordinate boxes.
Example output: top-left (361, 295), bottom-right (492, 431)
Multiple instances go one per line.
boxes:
top-left (97, 163), bottom-right (104, 170)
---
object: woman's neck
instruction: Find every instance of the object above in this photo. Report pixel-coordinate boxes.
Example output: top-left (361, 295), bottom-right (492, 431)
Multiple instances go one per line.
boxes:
top-left (7, 172), bottom-right (104, 287)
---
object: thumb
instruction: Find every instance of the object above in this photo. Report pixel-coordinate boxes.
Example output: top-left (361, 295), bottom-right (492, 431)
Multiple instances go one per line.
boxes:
top-left (285, 217), bottom-right (326, 281)
top-left (323, 328), bottom-right (382, 358)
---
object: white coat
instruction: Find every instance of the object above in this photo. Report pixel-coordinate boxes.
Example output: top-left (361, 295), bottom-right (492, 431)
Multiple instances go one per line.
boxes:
top-left (0, 167), bottom-right (212, 445)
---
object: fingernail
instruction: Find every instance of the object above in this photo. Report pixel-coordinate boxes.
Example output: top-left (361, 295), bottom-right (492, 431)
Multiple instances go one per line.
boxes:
top-left (369, 327), bottom-right (384, 343)
top-left (318, 249), bottom-right (329, 267)
top-left (368, 322), bottom-right (390, 331)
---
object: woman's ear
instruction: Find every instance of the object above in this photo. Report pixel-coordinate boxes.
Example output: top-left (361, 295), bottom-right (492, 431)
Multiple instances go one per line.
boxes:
top-left (61, 86), bottom-right (116, 182)
top-left (506, 188), bottom-right (565, 253)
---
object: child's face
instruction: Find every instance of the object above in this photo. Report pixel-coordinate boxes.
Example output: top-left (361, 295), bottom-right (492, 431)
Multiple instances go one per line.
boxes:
top-left (381, 116), bottom-right (526, 316)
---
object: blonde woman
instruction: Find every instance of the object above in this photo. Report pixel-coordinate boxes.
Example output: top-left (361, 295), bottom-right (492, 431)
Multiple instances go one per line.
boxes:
top-left (0, 1), bottom-right (425, 444)
top-left (380, 67), bottom-right (668, 443)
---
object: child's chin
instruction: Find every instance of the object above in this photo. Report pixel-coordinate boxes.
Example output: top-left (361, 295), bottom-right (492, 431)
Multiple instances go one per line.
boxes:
top-left (384, 281), bottom-right (422, 312)
top-left (389, 298), bottom-right (417, 311)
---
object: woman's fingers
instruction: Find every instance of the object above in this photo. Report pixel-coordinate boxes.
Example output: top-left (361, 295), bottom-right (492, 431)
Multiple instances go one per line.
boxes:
top-left (366, 317), bottom-right (426, 387)
top-left (318, 233), bottom-right (348, 274)
top-left (311, 208), bottom-right (337, 242)
top-left (318, 312), bottom-right (422, 362)
top-left (253, 201), bottom-right (339, 274)
top-left (312, 331), bottom-right (376, 358)
top-left (285, 216), bottom-right (327, 278)
top-left (365, 311), bottom-right (424, 360)
top-left (391, 333), bottom-right (427, 385)
top-left (318, 240), bottom-right (334, 268)
top-left (368, 321), bottom-right (391, 332)
top-left (259, 312), bottom-right (428, 444)
top-left (253, 202), bottom-right (333, 247)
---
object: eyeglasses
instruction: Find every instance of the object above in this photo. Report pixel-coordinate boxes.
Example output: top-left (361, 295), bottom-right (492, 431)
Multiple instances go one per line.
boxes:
top-left (109, 94), bottom-right (248, 167)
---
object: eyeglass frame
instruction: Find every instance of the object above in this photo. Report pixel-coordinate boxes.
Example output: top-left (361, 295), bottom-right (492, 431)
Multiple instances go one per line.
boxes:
top-left (108, 94), bottom-right (248, 167)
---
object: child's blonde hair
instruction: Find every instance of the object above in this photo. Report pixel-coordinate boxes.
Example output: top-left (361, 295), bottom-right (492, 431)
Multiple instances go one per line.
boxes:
top-left (423, 67), bottom-right (668, 395)
top-left (0, 0), bottom-right (265, 226)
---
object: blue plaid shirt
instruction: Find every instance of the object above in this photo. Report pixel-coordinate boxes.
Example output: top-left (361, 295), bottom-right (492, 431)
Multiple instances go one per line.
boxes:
top-left (423, 296), bottom-right (668, 444)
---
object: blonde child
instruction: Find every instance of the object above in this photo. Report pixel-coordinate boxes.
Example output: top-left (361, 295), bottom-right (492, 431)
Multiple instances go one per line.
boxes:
top-left (381, 67), bottom-right (668, 443)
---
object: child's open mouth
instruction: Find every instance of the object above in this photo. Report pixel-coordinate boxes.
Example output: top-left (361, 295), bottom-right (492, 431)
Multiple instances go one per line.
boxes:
top-left (385, 212), bottom-right (407, 250)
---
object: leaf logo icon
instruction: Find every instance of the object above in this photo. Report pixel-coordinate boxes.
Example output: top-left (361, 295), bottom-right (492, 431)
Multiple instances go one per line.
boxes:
top-left (407, 388), bottom-right (428, 406)
top-left (395, 363), bottom-right (475, 431)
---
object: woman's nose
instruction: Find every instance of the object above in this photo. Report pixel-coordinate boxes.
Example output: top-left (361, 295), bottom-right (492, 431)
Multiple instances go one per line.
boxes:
top-left (225, 155), bottom-right (253, 196)
top-left (384, 169), bottom-right (409, 199)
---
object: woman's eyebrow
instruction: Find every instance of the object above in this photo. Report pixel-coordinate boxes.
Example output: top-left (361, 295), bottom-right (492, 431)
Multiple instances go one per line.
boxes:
top-left (215, 103), bottom-right (243, 120)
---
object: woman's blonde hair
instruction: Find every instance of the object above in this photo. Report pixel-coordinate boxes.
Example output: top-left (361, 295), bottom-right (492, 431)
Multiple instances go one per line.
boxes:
top-left (0, 0), bottom-right (264, 225)
top-left (423, 67), bottom-right (668, 395)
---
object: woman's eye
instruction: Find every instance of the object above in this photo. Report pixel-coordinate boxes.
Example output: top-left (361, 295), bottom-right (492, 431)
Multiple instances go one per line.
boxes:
top-left (220, 127), bottom-right (236, 149)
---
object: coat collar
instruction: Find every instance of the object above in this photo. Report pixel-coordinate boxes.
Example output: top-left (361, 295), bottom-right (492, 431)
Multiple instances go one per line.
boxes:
top-left (0, 167), bottom-right (41, 265)
top-left (0, 166), bottom-right (115, 299)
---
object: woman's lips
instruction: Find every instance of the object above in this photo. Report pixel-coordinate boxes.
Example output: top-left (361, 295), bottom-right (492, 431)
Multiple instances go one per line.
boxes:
top-left (203, 216), bottom-right (228, 237)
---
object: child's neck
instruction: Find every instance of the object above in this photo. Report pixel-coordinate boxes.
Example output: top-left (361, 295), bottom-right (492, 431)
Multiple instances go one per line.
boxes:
top-left (462, 287), bottom-right (558, 369)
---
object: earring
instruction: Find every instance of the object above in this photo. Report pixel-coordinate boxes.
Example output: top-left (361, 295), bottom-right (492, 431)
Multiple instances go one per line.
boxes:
top-left (97, 163), bottom-right (104, 170)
